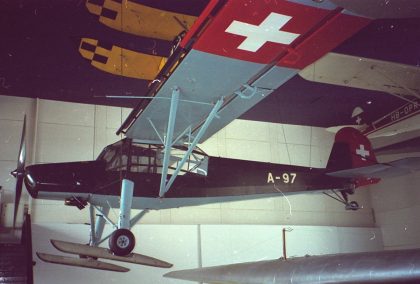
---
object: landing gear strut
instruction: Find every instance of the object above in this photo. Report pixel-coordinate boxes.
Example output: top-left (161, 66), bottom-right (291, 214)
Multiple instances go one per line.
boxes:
top-left (87, 179), bottom-right (149, 256)
top-left (324, 189), bottom-right (360, 211)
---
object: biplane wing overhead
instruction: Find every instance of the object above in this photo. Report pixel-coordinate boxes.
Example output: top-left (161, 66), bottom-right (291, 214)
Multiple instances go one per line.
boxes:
top-left (85, 0), bottom-right (204, 40)
top-left (117, 0), bottom-right (371, 144)
top-left (79, 37), bottom-right (167, 80)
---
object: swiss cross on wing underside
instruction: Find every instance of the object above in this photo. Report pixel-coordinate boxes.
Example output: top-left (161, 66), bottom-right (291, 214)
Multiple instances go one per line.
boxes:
top-left (225, 12), bottom-right (300, 52)
top-left (192, 0), bottom-right (332, 64)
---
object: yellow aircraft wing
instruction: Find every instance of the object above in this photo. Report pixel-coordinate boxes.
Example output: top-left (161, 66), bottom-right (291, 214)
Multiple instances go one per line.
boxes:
top-left (86, 0), bottom-right (198, 41)
top-left (79, 37), bottom-right (166, 80)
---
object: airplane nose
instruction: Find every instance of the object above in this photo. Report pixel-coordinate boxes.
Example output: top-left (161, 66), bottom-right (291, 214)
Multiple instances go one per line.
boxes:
top-left (25, 173), bottom-right (37, 189)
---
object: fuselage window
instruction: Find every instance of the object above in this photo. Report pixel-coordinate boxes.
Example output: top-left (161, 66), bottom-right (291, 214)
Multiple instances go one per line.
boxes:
top-left (130, 148), bottom-right (157, 173)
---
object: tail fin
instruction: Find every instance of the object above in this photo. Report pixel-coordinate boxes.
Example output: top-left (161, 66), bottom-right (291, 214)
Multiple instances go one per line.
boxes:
top-left (326, 127), bottom-right (420, 184)
top-left (326, 127), bottom-right (377, 171)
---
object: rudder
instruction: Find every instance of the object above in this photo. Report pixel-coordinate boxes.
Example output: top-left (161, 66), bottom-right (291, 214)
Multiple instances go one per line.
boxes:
top-left (326, 127), bottom-right (377, 171)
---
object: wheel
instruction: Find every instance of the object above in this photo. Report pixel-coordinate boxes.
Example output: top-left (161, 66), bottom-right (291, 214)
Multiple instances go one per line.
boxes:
top-left (108, 228), bottom-right (136, 256)
top-left (345, 201), bottom-right (359, 211)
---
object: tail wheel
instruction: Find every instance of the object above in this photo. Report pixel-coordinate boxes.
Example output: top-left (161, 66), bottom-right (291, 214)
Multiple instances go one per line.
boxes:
top-left (345, 201), bottom-right (360, 211)
top-left (109, 228), bottom-right (135, 256)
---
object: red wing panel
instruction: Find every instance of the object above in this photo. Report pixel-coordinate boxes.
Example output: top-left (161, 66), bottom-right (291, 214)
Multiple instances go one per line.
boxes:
top-left (278, 11), bottom-right (371, 69)
top-left (192, 0), bottom-right (370, 68)
top-left (193, 0), bottom-right (331, 65)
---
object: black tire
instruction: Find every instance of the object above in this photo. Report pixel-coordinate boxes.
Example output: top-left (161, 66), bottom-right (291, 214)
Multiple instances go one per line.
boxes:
top-left (108, 228), bottom-right (136, 256)
top-left (346, 201), bottom-right (359, 211)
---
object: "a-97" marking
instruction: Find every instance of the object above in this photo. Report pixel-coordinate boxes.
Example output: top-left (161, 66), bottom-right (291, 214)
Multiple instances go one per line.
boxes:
top-left (267, 172), bottom-right (296, 184)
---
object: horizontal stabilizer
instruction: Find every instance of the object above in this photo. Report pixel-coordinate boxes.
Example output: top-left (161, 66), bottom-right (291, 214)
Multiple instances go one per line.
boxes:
top-left (390, 157), bottom-right (420, 171)
top-left (36, 252), bottom-right (129, 272)
top-left (51, 240), bottom-right (173, 268)
top-left (327, 157), bottom-right (420, 178)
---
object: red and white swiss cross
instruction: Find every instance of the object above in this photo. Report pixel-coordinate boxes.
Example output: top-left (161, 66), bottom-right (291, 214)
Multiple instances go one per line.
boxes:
top-left (192, 0), bottom-right (370, 68)
top-left (193, 0), bottom-right (332, 65)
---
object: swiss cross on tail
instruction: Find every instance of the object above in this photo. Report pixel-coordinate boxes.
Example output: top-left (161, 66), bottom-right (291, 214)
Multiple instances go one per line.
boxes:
top-left (356, 145), bottom-right (370, 161)
top-left (327, 127), bottom-right (420, 189)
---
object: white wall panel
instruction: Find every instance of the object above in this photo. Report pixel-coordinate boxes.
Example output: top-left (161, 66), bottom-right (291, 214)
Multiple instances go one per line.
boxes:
top-left (268, 123), bottom-right (286, 143)
top-left (225, 119), bottom-right (269, 141)
top-left (311, 127), bottom-right (334, 147)
top-left (200, 225), bottom-right (383, 267)
top-left (203, 120), bottom-right (336, 168)
top-left (283, 124), bottom-right (311, 145)
top-left (225, 139), bottom-right (271, 162)
top-left (269, 142), bottom-right (290, 164)
top-left (381, 224), bottom-right (420, 250)
top-left (200, 225), bottom-right (281, 266)
top-left (287, 144), bottom-right (311, 166)
top-left (370, 165), bottom-right (420, 249)
top-left (38, 100), bottom-right (95, 126)
top-left (221, 197), bottom-right (276, 210)
top-left (0, 119), bottom-right (23, 161)
top-left (198, 136), bottom-right (218, 156)
top-left (0, 95), bottom-right (34, 120)
top-left (0, 161), bottom-right (19, 203)
top-left (169, 207), bottom-right (222, 224)
top-left (36, 123), bottom-right (94, 162)
top-left (105, 106), bottom-right (123, 129)
top-left (310, 145), bottom-right (331, 168)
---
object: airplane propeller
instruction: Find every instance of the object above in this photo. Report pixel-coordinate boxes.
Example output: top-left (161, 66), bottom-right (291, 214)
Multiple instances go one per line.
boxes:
top-left (10, 115), bottom-right (26, 228)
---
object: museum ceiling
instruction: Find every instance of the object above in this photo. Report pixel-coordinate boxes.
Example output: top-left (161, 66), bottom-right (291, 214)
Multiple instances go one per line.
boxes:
top-left (0, 0), bottom-right (419, 127)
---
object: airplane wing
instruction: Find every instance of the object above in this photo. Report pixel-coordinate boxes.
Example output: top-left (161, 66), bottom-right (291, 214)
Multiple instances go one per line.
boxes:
top-left (85, 0), bottom-right (203, 40)
top-left (164, 249), bottom-right (420, 283)
top-left (117, 0), bottom-right (371, 145)
top-left (79, 38), bottom-right (166, 80)
top-left (299, 52), bottom-right (420, 104)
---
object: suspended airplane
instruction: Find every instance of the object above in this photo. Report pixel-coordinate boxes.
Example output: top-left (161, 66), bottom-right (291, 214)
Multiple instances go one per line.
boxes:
top-left (12, 120), bottom-right (420, 271)
top-left (9, 0), bottom-right (420, 272)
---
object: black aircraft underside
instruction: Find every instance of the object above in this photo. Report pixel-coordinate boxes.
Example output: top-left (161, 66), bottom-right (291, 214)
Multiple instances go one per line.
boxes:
top-left (23, 157), bottom-right (348, 203)
top-left (0, 1), bottom-right (418, 127)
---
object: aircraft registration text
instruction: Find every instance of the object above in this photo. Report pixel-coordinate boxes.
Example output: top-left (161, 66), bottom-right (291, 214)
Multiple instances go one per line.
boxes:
top-left (267, 172), bottom-right (297, 184)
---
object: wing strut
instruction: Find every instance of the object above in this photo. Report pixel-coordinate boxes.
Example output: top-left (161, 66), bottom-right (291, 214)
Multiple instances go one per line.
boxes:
top-left (159, 95), bottom-right (223, 197)
top-left (159, 87), bottom-right (181, 197)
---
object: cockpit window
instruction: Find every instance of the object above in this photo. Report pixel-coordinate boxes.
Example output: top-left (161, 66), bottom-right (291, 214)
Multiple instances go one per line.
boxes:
top-left (98, 140), bottom-right (128, 172)
top-left (97, 139), bottom-right (208, 176)
top-left (102, 147), bottom-right (116, 164)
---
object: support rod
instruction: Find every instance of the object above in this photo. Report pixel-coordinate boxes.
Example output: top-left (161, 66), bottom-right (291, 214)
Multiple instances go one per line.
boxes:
top-left (93, 206), bottom-right (109, 246)
top-left (89, 205), bottom-right (96, 245)
top-left (162, 98), bottom-right (223, 196)
top-left (159, 87), bottom-right (180, 197)
top-left (130, 210), bottom-right (149, 229)
top-left (93, 205), bottom-right (116, 229)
